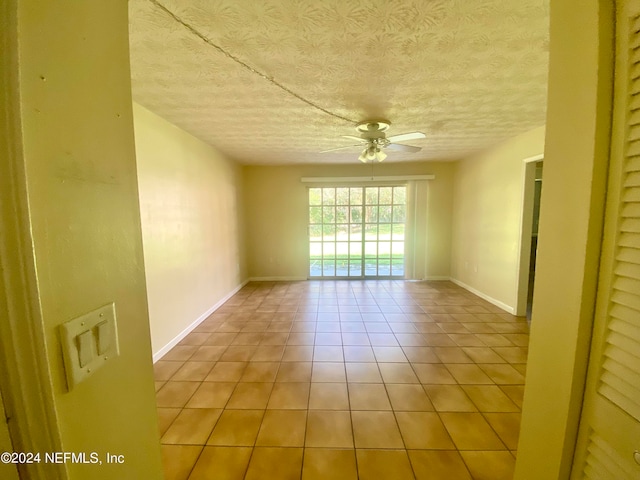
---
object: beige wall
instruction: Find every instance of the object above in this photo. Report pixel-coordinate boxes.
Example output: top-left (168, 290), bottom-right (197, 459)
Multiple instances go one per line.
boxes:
top-left (243, 161), bottom-right (454, 280)
top-left (133, 103), bottom-right (246, 357)
top-left (450, 126), bottom-right (545, 311)
top-left (14, 2), bottom-right (163, 478)
top-left (515, 0), bottom-right (613, 478)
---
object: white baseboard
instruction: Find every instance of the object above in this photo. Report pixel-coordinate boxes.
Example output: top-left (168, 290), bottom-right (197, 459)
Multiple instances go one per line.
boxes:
top-left (422, 276), bottom-right (451, 281)
top-left (449, 278), bottom-right (515, 314)
top-left (248, 276), bottom-right (308, 282)
top-left (152, 279), bottom-right (249, 363)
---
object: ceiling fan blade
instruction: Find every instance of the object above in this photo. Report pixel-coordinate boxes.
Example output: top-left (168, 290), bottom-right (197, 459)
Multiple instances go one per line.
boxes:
top-left (386, 132), bottom-right (426, 143)
top-left (386, 143), bottom-right (422, 153)
top-left (320, 144), bottom-right (363, 153)
top-left (341, 135), bottom-right (366, 142)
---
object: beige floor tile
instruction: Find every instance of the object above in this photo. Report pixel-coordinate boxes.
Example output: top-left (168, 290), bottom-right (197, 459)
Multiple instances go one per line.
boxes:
top-left (267, 382), bottom-right (310, 409)
top-left (356, 449), bottom-right (414, 480)
top-left (261, 332), bottom-right (289, 345)
top-left (239, 362), bottom-right (279, 382)
top-left (475, 333), bottom-right (513, 347)
top-left (156, 381), bottom-right (200, 408)
top-left (345, 362), bottom-right (382, 383)
top-left (368, 333), bottom-right (399, 346)
top-left (500, 385), bottom-right (525, 408)
top-left (162, 346), bottom-right (198, 361)
top-left (302, 448), bottom-right (357, 480)
top-left (282, 345), bottom-right (314, 361)
top-left (204, 362), bottom-right (246, 382)
top-left (378, 363), bottom-right (419, 383)
top-left (460, 451), bottom-right (515, 480)
top-left (313, 345), bottom-right (344, 362)
top-left (305, 410), bottom-right (353, 447)
top-left (373, 346), bottom-right (409, 363)
top-left (255, 409), bottom-right (307, 446)
top-left (341, 321), bottom-right (366, 332)
top-left (440, 412), bottom-right (505, 450)
top-left (449, 333), bottom-right (487, 347)
top-left (386, 384), bottom-right (434, 411)
top-left (402, 346), bottom-right (439, 363)
top-left (160, 445), bottom-right (202, 480)
top-left (413, 364), bottom-right (457, 384)
top-left (445, 364), bottom-right (494, 384)
top-left (287, 332), bottom-right (315, 345)
top-left (203, 333), bottom-right (238, 346)
top-left (179, 332), bottom-right (211, 346)
top-left (396, 411), bottom-right (455, 449)
top-left (343, 345), bottom-right (376, 362)
top-left (155, 381), bottom-right (166, 392)
top-left (423, 334), bottom-right (457, 347)
top-left (191, 346), bottom-right (227, 362)
top-left (437, 323), bottom-right (471, 334)
top-left (244, 447), bottom-right (303, 480)
top-left (479, 364), bottom-right (526, 384)
top-left (316, 321), bottom-right (341, 332)
top-left (315, 332), bottom-right (343, 345)
top-left (207, 410), bottom-right (263, 446)
top-left (220, 346), bottom-right (257, 361)
top-left (312, 362), bottom-right (346, 382)
top-left (226, 382), bottom-right (273, 409)
top-left (186, 382), bottom-right (236, 408)
top-left (433, 347), bottom-right (473, 363)
top-left (157, 408), bottom-right (181, 437)
top-left (408, 450), bottom-right (472, 480)
top-left (251, 345), bottom-right (285, 361)
top-left (423, 385), bottom-right (477, 412)
top-left (308, 382), bottom-right (349, 410)
top-left (348, 383), bottom-right (391, 410)
top-left (162, 408), bottom-right (222, 445)
top-left (462, 385), bottom-right (519, 412)
top-left (351, 411), bottom-right (404, 448)
top-left (484, 412), bottom-right (522, 450)
top-left (188, 446), bottom-right (252, 480)
top-left (154, 361), bottom-right (183, 381)
top-left (493, 346), bottom-right (529, 363)
top-left (231, 332), bottom-right (264, 345)
top-left (461, 347), bottom-right (506, 363)
top-left (341, 332), bottom-right (371, 345)
top-left (171, 362), bottom-right (215, 382)
top-left (275, 362), bottom-right (312, 382)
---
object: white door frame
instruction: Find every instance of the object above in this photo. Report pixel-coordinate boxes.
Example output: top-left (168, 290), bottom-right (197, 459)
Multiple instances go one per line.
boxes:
top-left (0, 1), bottom-right (66, 478)
top-left (515, 154), bottom-right (544, 316)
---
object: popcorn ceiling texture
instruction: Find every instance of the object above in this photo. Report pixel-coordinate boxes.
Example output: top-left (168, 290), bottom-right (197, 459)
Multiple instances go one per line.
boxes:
top-left (129, 0), bottom-right (549, 165)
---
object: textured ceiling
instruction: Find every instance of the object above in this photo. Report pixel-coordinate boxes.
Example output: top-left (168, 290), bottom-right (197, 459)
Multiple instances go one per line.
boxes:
top-left (129, 0), bottom-right (549, 165)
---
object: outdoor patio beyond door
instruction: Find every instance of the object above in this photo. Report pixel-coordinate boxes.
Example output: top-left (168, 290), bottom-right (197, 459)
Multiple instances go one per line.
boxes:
top-left (308, 186), bottom-right (406, 278)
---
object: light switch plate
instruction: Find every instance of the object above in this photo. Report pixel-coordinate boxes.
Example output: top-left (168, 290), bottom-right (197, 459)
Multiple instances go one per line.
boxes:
top-left (59, 303), bottom-right (119, 391)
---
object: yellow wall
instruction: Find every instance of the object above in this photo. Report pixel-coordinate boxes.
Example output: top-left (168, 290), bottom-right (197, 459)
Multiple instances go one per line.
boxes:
top-left (242, 162), bottom-right (454, 280)
top-left (514, 0), bottom-right (613, 478)
top-left (16, 2), bottom-right (163, 479)
top-left (450, 126), bottom-right (545, 312)
top-left (133, 103), bottom-right (246, 357)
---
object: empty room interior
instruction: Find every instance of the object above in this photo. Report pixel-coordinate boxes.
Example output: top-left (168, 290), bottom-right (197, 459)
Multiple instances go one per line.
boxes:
top-left (3, 1), bottom-right (638, 480)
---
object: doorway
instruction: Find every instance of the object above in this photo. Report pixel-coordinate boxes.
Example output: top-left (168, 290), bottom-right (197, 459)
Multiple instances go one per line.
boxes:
top-left (515, 156), bottom-right (544, 318)
top-left (308, 185), bottom-right (406, 279)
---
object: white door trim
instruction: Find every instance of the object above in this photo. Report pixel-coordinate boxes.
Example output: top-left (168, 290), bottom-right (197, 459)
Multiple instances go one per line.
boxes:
top-left (0, 1), bottom-right (66, 478)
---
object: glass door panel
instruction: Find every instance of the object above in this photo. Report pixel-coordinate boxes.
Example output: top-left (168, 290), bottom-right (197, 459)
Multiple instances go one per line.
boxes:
top-left (308, 185), bottom-right (406, 278)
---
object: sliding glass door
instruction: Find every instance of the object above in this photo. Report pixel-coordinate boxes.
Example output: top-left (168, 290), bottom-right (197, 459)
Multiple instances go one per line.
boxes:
top-left (308, 185), bottom-right (406, 278)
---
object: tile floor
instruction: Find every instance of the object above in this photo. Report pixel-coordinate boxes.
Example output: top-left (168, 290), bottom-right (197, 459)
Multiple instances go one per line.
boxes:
top-left (154, 280), bottom-right (529, 480)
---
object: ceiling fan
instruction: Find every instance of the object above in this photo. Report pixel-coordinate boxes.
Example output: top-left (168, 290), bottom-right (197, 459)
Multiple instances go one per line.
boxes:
top-left (321, 121), bottom-right (426, 163)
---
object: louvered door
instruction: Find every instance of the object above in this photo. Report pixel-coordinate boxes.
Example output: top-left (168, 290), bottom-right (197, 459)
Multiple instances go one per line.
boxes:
top-left (571, 1), bottom-right (640, 478)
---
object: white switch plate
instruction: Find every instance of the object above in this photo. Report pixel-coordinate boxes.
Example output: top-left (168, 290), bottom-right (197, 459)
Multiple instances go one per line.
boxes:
top-left (59, 303), bottom-right (119, 391)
